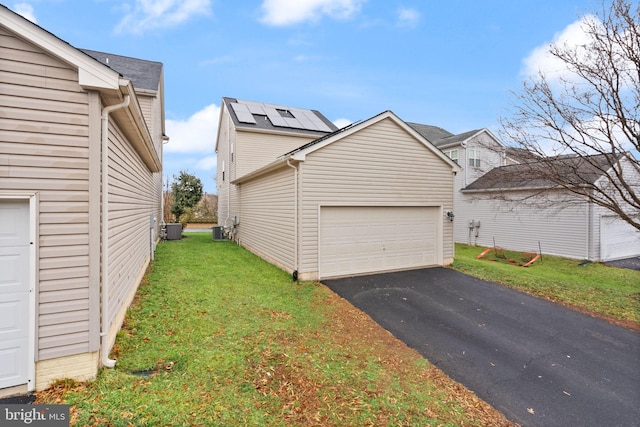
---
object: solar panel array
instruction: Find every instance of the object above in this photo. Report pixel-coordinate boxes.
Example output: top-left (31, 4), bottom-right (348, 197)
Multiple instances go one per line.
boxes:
top-left (230, 100), bottom-right (332, 132)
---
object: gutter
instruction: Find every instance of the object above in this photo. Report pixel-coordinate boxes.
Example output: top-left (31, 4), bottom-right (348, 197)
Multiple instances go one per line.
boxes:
top-left (100, 94), bottom-right (130, 368)
top-left (286, 159), bottom-right (299, 279)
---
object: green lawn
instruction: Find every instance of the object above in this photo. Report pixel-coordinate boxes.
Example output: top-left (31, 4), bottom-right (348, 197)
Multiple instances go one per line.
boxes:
top-left (42, 234), bottom-right (513, 426)
top-left (453, 243), bottom-right (640, 326)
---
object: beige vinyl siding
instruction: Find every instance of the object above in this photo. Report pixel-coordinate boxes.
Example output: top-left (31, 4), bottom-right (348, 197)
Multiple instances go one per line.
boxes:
top-left (456, 191), bottom-right (590, 259)
top-left (238, 167), bottom-right (296, 272)
top-left (137, 94), bottom-right (163, 231)
top-left (0, 28), bottom-right (96, 360)
top-left (216, 108), bottom-right (232, 225)
top-left (106, 120), bottom-right (156, 332)
top-left (299, 118), bottom-right (455, 275)
top-left (235, 131), bottom-right (315, 178)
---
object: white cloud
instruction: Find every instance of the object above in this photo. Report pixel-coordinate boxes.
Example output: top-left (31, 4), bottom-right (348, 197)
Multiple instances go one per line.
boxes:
top-left (333, 118), bottom-right (352, 128)
top-left (165, 103), bottom-right (220, 154)
top-left (260, 0), bottom-right (365, 26)
top-left (13, 2), bottom-right (37, 23)
top-left (396, 7), bottom-right (420, 28)
top-left (194, 155), bottom-right (217, 170)
top-left (521, 15), bottom-right (596, 81)
top-left (115, 0), bottom-right (211, 35)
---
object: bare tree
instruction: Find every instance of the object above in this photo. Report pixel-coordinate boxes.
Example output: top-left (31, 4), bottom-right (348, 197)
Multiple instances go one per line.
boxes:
top-left (499, 0), bottom-right (640, 230)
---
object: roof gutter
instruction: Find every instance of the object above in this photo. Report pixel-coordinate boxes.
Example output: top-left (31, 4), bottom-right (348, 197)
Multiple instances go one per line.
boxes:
top-left (100, 94), bottom-right (130, 369)
top-left (286, 159), bottom-right (299, 279)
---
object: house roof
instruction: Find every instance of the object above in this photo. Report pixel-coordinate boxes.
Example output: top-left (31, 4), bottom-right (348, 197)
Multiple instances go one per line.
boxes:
top-left (434, 129), bottom-right (484, 147)
top-left (406, 123), bottom-right (491, 149)
top-left (405, 123), bottom-right (453, 143)
top-left (463, 153), bottom-right (620, 191)
top-left (80, 49), bottom-right (162, 92)
top-left (222, 97), bottom-right (338, 136)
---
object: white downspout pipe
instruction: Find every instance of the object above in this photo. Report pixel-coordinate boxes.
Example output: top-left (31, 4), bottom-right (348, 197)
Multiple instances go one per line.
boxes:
top-left (286, 159), bottom-right (299, 278)
top-left (100, 95), bottom-right (130, 368)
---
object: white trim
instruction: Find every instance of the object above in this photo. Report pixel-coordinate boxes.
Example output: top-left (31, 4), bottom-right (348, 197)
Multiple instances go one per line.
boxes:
top-left (0, 192), bottom-right (38, 392)
top-left (1, 6), bottom-right (120, 91)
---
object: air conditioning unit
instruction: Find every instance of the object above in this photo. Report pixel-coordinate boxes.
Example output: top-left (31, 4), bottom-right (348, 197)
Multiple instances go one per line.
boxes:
top-left (212, 226), bottom-right (226, 241)
top-left (165, 223), bottom-right (182, 240)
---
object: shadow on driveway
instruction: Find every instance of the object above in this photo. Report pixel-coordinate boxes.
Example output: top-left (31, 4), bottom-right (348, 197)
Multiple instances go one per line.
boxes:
top-left (323, 267), bottom-right (640, 427)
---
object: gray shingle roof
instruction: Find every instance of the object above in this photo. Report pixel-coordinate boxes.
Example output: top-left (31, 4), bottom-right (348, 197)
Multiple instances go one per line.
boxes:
top-left (463, 153), bottom-right (618, 191)
top-left (406, 123), bottom-right (453, 143)
top-left (434, 129), bottom-right (483, 147)
top-left (80, 49), bottom-right (162, 92)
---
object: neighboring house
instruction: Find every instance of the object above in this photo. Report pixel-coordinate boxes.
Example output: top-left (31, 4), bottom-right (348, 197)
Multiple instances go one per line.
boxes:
top-left (409, 120), bottom-right (640, 261)
top-left (0, 5), bottom-right (164, 396)
top-left (460, 153), bottom-right (640, 261)
top-left (216, 98), bottom-right (460, 280)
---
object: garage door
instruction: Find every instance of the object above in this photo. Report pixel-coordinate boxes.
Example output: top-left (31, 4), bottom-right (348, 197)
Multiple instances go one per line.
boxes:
top-left (600, 215), bottom-right (640, 261)
top-left (0, 200), bottom-right (31, 390)
top-left (319, 206), bottom-right (440, 279)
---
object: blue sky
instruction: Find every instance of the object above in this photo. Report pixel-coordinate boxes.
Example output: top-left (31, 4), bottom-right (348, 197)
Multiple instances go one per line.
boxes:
top-left (8, 0), bottom-right (599, 193)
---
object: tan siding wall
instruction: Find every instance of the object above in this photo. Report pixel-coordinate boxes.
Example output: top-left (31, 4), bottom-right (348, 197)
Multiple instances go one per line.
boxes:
top-left (216, 108), bottom-right (232, 226)
top-left (0, 28), bottom-right (94, 360)
top-left (238, 167), bottom-right (296, 272)
top-left (456, 191), bottom-right (590, 259)
top-left (299, 118), bottom-right (455, 275)
top-left (138, 96), bottom-right (153, 134)
top-left (106, 120), bottom-right (156, 341)
top-left (235, 131), bottom-right (315, 178)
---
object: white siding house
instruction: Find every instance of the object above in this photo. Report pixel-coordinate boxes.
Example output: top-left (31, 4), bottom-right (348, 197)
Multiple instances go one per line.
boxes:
top-left (408, 122), bottom-right (639, 261)
top-left (216, 101), bottom-right (460, 280)
top-left (0, 6), bottom-right (164, 395)
top-left (460, 154), bottom-right (640, 261)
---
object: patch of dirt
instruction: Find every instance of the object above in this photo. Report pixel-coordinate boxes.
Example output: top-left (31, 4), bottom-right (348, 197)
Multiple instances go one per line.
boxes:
top-left (249, 286), bottom-right (518, 426)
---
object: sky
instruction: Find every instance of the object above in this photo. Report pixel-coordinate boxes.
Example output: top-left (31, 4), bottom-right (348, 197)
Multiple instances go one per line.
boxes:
top-left (7, 0), bottom-right (604, 194)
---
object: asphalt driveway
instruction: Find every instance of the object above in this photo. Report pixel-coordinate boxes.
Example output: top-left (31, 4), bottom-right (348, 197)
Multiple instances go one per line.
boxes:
top-left (323, 268), bottom-right (640, 427)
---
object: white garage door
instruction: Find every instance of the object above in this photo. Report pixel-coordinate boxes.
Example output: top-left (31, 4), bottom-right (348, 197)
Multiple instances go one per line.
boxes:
top-left (600, 215), bottom-right (640, 261)
top-left (319, 206), bottom-right (440, 279)
top-left (0, 200), bottom-right (31, 390)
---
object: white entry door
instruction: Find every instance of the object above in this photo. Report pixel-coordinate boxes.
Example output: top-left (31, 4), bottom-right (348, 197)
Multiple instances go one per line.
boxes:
top-left (0, 200), bottom-right (31, 389)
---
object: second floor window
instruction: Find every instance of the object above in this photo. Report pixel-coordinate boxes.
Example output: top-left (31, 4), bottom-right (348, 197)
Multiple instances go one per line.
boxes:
top-left (468, 149), bottom-right (481, 167)
top-left (445, 149), bottom-right (459, 164)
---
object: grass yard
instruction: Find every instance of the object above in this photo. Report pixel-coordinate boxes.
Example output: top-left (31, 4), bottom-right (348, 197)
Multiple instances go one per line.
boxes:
top-left (37, 233), bottom-right (514, 426)
top-left (453, 243), bottom-right (640, 329)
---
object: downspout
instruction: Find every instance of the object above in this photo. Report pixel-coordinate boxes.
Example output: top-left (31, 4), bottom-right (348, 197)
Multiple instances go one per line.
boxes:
top-left (287, 159), bottom-right (299, 279)
top-left (100, 94), bottom-right (130, 368)
top-left (225, 115), bottom-right (231, 230)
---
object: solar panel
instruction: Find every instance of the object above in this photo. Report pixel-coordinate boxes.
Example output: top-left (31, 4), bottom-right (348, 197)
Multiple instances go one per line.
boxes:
top-left (264, 108), bottom-right (288, 127)
top-left (300, 110), bottom-right (332, 132)
top-left (232, 99), bottom-right (333, 132)
top-left (230, 102), bottom-right (256, 124)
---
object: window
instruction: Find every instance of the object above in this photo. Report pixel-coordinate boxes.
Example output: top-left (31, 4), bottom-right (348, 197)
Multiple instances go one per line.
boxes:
top-left (222, 160), bottom-right (225, 181)
top-left (468, 149), bottom-right (481, 167)
top-left (445, 149), bottom-right (459, 164)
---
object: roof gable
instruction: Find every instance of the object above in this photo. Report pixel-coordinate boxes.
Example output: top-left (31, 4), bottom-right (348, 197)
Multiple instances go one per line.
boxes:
top-left (287, 110), bottom-right (461, 168)
top-left (1, 4), bottom-right (121, 91)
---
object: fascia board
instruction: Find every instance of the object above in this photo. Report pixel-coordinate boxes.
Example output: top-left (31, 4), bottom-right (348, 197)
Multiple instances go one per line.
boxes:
top-left (1, 7), bottom-right (120, 91)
